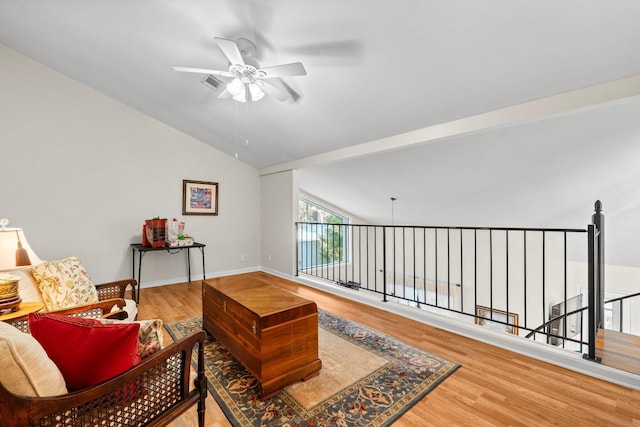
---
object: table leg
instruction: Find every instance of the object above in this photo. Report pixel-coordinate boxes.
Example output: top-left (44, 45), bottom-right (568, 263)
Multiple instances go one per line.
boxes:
top-left (201, 247), bottom-right (206, 280)
top-left (187, 248), bottom-right (192, 282)
top-left (131, 249), bottom-right (136, 302)
top-left (137, 251), bottom-right (145, 303)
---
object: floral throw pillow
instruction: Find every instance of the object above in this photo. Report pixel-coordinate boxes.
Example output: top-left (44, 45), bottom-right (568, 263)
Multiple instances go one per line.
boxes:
top-left (99, 318), bottom-right (165, 359)
top-left (31, 257), bottom-right (99, 311)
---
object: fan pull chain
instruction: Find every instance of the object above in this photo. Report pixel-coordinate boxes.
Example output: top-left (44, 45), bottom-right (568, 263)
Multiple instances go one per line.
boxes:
top-left (234, 102), bottom-right (239, 159)
top-left (245, 101), bottom-right (250, 147)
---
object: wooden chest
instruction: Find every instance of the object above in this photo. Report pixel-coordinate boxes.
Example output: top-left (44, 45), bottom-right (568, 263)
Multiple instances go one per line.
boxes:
top-left (202, 273), bottom-right (322, 398)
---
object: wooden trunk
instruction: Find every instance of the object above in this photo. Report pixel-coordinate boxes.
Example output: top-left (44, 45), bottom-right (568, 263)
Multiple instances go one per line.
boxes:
top-left (202, 273), bottom-right (322, 398)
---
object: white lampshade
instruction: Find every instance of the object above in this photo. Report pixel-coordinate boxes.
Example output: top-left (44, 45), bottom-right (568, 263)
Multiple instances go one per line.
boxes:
top-left (248, 83), bottom-right (265, 101)
top-left (227, 78), bottom-right (265, 103)
top-left (232, 86), bottom-right (248, 103)
top-left (0, 227), bottom-right (43, 271)
top-left (226, 78), bottom-right (244, 97)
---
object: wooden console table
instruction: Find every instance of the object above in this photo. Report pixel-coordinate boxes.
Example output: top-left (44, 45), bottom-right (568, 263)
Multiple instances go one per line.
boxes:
top-left (130, 242), bottom-right (206, 302)
top-left (203, 273), bottom-right (322, 398)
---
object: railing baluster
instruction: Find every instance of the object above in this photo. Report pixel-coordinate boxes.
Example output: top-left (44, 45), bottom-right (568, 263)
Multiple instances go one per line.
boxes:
top-left (563, 231), bottom-right (568, 348)
top-left (506, 230), bottom-right (509, 330)
top-left (411, 227), bottom-right (418, 301)
top-left (382, 227), bottom-right (387, 302)
top-left (447, 228), bottom-right (451, 310)
top-left (490, 230), bottom-right (493, 320)
top-left (619, 301), bottom-right (623, 332)
top-left (402, 227), bottom-right (406, 300)
top-left (460, 229), bottom-right (464, 313)
top-left (424, 228), bottom-right (427, 305)
top-left (474, 229), bottom-right (478, 319)
top-left (374, 227), bottom-right (377, 293)
top-left (542, 231), bottom-right (546, 343)
top-left (435, 229), bottom-right (439, 308)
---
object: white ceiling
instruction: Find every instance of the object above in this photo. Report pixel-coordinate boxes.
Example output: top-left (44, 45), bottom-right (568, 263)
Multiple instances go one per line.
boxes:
top-left (2, 1), bottom-right (640, 265)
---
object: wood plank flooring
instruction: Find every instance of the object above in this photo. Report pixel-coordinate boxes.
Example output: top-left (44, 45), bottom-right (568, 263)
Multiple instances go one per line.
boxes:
top-left (598, 328), bottom-right (640, 375)
top-left (137, 273), bottom-right (640, 426)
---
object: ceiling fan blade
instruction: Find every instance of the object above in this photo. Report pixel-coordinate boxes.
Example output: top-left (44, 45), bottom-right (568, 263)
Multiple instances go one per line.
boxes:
top-left (173, 66), bottom-right (233, 78)
top-left (276, 79), bottom-right (302, 102)
top-left (214, 37), bottom-right (245, 66)
top-left (260, 62), bottom-right (307, 78)
top-left (217, 88), bottom-right (233, 99)
top-left (260, 80), bottom-right (292, 102)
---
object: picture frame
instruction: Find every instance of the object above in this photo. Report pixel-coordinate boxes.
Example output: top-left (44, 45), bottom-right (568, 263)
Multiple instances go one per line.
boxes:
top-left (182, 180), bottom-right (218, 216)
top-left (475, 305), bottom-right (519, 335)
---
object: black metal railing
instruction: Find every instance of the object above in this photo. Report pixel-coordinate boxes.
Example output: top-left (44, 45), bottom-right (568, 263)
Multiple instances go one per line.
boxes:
top-left (605, 291), bottom-right (640, 332)
top-left (526, 292), bottom-right (640, 342)
top-left (296, 201), bottom-right (612, 360)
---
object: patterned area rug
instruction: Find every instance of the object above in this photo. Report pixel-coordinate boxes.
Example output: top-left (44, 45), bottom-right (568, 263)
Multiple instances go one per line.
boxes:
top-left (165, 310), bottom-right (459, 426)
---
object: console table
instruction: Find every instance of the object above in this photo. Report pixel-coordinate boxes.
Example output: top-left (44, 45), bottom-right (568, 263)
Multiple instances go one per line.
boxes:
top-left (130, 242), bottom-right (206, 302)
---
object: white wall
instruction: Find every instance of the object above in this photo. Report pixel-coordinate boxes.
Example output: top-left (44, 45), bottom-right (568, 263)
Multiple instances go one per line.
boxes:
top-left (260, 170), bottom-right (298, 276)
top-left (0, 44), bottom-right (261, 286)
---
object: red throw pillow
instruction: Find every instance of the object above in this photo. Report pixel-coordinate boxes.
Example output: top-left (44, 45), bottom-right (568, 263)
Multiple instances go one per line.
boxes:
top-left (29, 313), bottom-right (141, 392)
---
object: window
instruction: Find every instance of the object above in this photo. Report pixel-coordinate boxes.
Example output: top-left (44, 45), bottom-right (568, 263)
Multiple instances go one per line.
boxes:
top-left (298, 198), bottom-right (349, 269)
top-left (298, 198), bottom-right (348, 225)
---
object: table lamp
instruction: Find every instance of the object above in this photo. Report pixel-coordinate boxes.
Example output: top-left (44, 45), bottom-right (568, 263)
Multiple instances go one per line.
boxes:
top-left (0, 218), bottom-right (42, 271)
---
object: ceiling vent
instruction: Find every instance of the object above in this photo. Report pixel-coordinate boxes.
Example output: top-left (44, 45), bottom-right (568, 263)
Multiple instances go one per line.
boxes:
top-left (201, 74), bottom-right (226, 95)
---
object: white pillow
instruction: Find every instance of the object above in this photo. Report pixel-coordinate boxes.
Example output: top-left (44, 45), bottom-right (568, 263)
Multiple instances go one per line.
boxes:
top-left (0, 321), bottom-right (68, 397)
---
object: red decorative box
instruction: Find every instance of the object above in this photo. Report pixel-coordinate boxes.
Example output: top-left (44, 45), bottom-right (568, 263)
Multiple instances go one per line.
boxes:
top-left (144, 218), bottom-right (167, 248)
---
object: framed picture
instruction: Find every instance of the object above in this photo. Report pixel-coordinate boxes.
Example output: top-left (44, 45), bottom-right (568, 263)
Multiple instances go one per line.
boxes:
top-left (475, 305), bottom-right (519, 335)
top-left (182, 180), bottom-right (218, 216)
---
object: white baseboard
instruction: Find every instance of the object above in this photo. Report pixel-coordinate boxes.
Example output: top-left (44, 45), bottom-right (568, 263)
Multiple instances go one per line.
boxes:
top-left (136, 266), bottom-right (261, 289)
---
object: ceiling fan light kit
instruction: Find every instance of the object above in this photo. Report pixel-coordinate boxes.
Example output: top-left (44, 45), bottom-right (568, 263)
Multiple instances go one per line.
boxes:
top-left (227, 79), bottom-right (265, 103)
top-left (225, 64), bottom-right (266, 102)
top-left (174, 37), bottom-right (306, 103)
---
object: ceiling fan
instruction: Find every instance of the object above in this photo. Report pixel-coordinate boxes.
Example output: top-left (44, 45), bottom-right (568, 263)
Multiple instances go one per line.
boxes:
top-left (174, 37), bottom-right (306, 102)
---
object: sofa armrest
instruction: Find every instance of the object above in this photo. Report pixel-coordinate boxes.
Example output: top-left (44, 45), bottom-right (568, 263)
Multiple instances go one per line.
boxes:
top-left (95, 278), bottom-right (137, 302)
top-left (1, 330), bottom-right (208, 427)
top-left (3, 298), bottom-right (128, 333)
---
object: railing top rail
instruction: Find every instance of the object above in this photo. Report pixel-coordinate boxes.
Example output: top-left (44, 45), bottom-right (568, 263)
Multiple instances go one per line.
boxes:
top-left (605, 291), bottom-right (640, 305)
top-left (295, 222), bottom-right (587, 234)
top-left (524, 305), bottom-right (588, 339)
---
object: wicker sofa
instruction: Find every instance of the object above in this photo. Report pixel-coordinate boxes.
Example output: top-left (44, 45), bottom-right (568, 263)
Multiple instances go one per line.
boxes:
top-left (0, 320), bottom-right (207, 426)
top-left (3, 257), bottom-right (138, 322)
top-left (0, 257), bottom-right (208, 426)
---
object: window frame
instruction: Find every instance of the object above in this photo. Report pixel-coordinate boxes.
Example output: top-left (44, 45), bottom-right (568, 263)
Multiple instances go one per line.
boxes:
top-left (298, 197), bottom-right (350, 269)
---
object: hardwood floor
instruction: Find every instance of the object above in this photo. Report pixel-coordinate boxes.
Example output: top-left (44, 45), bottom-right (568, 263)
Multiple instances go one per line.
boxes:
top-left (137, 273), bottom-right (640, 426)
top-left (598, 328), bottom-right (640, 376)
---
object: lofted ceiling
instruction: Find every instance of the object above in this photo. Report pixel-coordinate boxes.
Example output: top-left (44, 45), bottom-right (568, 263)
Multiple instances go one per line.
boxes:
top-left (2, 1), bottom-right (640, 265)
